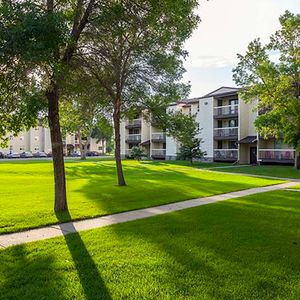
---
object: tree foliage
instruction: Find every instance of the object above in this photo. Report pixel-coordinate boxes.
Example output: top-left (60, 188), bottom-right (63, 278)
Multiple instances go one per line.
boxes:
top-left (233, 11), bottom-right (300, 168)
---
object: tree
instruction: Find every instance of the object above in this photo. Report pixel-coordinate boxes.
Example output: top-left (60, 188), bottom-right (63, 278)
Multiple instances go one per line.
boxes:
top-left (233, 11), bottom-right (300, 169)
top-left (165, 111), bottom-right (205, 164)
top-left (130, 146), bottom-right (145, 161)
top-left (77, 0), bottom-right (199, 185)
top-left (0, 1), bottom-right (97, 211)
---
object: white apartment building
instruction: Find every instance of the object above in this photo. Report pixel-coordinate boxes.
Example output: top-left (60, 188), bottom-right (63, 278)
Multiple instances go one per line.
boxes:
top-left (0, 126), bottom-right (106, 155)
top-left (121, 86), bottom-right (296, 165)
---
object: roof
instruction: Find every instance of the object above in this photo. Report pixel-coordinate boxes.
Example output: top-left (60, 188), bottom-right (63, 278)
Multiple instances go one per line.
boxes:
top-left (204, 86), bottom-right (240, 97)
top-left (140, 140), bottom-right (150, 146)
top-left (238, 136), bottom-right (257, 144)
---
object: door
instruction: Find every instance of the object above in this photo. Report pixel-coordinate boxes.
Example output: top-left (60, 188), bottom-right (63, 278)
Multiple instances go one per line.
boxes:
top-left (250, 147), bottom-right (257, 164)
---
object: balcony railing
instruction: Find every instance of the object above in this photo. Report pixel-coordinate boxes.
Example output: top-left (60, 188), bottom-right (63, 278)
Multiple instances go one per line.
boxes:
top-left (258, 149), bottom-right (295, 162)
top-left (151, 133), bottom-right (166, 142)
top-left (125, 134), bottom-right (141, 143)
top-left (151, 149), bottom-right (166, 157)
top-left (214, 127), bottom-right (238, 139)
top-left (214, 149), bottom-right (238, 161)
top-left (214, 104), bottom-right (239, 118)
top-left (125, 119), bottom-right (142, 128)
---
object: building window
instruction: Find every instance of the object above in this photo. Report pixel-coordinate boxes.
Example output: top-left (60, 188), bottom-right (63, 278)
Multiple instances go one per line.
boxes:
top-left (229, 141), bottom-right (237, 149)
top-left (217, 141), bottom-right (223, 149)
top-left (34, 147), bottom-right (39, 151)
top-left (20, 147), bottom-right (25, 151)
top-left (197, 103), bottom-right (200, 112)
top-left (98, 146), bottom-right (103, 150)
top-left (218, 99), bottom-right (223, 107)
top-left (217, 120), bottom-right (223, 128)
top-left (229, 119), bottom-right (238, 127)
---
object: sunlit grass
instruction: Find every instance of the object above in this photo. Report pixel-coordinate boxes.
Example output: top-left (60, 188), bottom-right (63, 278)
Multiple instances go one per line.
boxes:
top-left (1, 190), bottom-right (300, 299)
top-left (0, 159), bottom-right (282, 234)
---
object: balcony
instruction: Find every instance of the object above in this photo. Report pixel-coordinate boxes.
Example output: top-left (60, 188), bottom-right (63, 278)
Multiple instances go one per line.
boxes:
top-left (214, 149), bottom-right (238, 162)
top-left (214, 127), bottom-right (238, 140)
top-left (151, 133), bottom-right (166, 143)
top-left (151, 149), bottom-right (166, 159)
top-left (258, 149), bottom-right (295, 164)
top-left (125, 119), bottom-right (142, 129)
top-left (125, 134), bottom-right (141, 144)
top-left (214, 104), bottom-right (239, 119)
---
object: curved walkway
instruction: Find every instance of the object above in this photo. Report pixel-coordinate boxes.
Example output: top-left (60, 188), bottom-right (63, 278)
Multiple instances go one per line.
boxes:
top-left (0, 181), bottom-right (298, 249)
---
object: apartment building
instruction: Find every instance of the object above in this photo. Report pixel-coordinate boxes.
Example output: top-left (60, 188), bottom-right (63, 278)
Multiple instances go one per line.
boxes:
top-left (120, 114), bottom-right (166, 159)
top-left (167, 86), bottom-right (296, 164)
top-left (0, 126), bottom-right (106, 155)
top-left (120, 86), bottom-right (296, 165)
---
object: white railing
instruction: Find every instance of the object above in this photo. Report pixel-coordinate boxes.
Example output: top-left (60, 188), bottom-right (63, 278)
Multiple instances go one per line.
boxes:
top-left (151, 149), bottom-right (166, 157)
top-left (258, 149), bottom-right (295, 161)
top-left (214, 127), bottom-right (238, 137)
top-left (151, 133), bottom-right (166, 141)
top-left (126, 119), bottom-right (141, 126)
top-left (214, 104), bottom-right (239, 116)
top-left (126, 134), bottom-right (141, 142)
top-left (214, 149), bottom-right (238, 160)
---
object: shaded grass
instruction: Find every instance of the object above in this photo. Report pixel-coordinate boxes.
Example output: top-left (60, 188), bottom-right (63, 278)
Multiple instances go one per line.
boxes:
top-left (0, 160), bottom-right (281, 234)
top-left (1, 190), bottom-right (300, 299)
top-left (212, 165), bottom-right (300, 179)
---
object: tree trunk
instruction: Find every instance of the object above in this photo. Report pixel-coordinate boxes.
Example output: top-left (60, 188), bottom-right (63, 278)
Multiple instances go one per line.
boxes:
top-left (46, 81), bottom-right (68, 212)
top-left (295, 151), bottom-right (300, 170)
top-left (78, 129), bottom-right (87, 160)
top-left (113, 100), bottom-right (126, 186)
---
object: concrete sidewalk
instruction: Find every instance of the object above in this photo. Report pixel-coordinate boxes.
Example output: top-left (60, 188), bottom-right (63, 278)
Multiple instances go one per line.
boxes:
top-left (0, 181), bottom-right (298, 249)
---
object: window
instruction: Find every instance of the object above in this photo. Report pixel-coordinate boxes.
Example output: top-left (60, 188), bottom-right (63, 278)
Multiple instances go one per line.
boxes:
top-left (217, 120), bottom-right (223, 128)
top-left (228, 119), bottom-right (238, 127)
top-left (229, 141), bottom-right (237, 149)
top-left (217, 141), bottom-right (223, 149)
top-left (217, 99), bottom-right (223, 106)
top-left (197, 102), bottom-right (200, 112)
top-left (229, 99), bottom-right (238, 105)
top-left (98, 146), bottom-right (103, 150)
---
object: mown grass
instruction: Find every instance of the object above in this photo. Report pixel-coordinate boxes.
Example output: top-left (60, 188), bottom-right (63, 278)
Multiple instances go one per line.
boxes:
top-left (213, 165), bottom-right (300, 179)
top-left (1, 189), bottom-right (300, 299)
top-left (0, 159), bottom-right (281, 234)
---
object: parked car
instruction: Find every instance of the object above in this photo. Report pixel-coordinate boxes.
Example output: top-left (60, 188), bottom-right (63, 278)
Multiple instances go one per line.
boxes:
top-left (0, 152), bottom-right (4, 159)
top-left (33, 151), bottom-right (47, 158)
top-left (20, 151), bottom-right (34, 158)
top-left (70, 151), bottom-right (81, 157)
top-left (6, 152), bottom-right (21, 159)
top-left (86, 151), bottom-right (100, 157)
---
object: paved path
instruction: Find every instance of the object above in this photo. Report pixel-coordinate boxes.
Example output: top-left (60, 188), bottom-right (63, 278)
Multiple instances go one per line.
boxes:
top-left (0, 181), bottom-right (298, 249)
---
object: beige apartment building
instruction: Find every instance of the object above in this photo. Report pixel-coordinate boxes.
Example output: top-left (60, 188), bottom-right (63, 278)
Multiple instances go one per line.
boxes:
top-left (0, 126), bottom-right (106, 155)
top-left (120, 87), bottom-right (296, 165)
top-left (120, 115), bottom-right (166, 159)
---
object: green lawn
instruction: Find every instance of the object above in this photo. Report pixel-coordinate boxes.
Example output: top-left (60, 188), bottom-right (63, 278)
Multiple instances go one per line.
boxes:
top-left (212, 165), bottom-right (300, 179)
top-left (0, 160), bottom-right (282, 234)
top-left (1, 189), bottom-right (300, 299)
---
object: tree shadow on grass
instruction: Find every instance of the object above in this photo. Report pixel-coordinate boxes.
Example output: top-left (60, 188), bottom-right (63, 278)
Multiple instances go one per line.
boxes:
top-left (56, 212), bottom-right (112, 300)
top-left (0, 245), bottom-right (64, 300)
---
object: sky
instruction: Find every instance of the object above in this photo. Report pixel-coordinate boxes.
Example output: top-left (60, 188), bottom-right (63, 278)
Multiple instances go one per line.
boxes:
top-left (183, 0), bottom-right (300, 98)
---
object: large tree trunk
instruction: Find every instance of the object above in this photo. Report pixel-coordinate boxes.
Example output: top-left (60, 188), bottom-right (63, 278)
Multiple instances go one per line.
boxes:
top-left (46, 81), bottom-right (68, 212)
top-left (113, 100), bottom-right (126, 186)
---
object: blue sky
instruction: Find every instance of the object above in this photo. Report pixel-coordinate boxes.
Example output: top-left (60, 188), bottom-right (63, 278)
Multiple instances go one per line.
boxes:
top-left (183, 0), bottom-right (300, 97)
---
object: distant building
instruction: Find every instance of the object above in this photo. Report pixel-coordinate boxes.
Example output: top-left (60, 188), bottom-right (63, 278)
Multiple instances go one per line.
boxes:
top-left (0, 126), bottom-right (106, 155)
